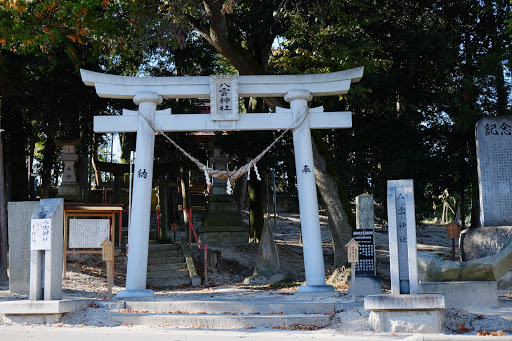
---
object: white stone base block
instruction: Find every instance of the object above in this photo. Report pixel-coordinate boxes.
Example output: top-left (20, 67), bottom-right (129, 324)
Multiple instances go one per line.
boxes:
top-left (369, 309), bottom-right (444, 333)
top-left (365, 294), bottom-right (445, 333)
top-left (116, 289), bottom-right (154, 299)
top-left (0, 299), bottom-right (91, 325)
top-left (419, 281), bottom-right (497, 308)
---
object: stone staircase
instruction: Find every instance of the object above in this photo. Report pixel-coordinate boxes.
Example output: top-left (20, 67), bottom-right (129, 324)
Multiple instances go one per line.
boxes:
top-left (109, 299), bottom-right (343, 328)
top-left (146, 242), bottom-right (200, 288)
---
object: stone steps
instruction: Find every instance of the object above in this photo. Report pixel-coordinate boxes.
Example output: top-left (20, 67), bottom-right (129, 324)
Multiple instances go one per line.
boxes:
top-left (147, 268), bottom-right (190, 280)
top-left (146, 243), bottom-right (193, 288)
top-left (146, 277), bottom-right (192, 288)
top-left (148, 244), bottom-right (182, 252)
top-left (110, 300), bottom-right (338, 329)
top-left (147, 263), bottom-right (188, 272)
top-left (147, 255), bottom-right (186, 264)
top-left (147, 250), bottom-right (183, 258)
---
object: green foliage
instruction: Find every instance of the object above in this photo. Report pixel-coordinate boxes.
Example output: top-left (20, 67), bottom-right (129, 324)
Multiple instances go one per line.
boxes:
top-left (270, 0), bottom-right (512, 221)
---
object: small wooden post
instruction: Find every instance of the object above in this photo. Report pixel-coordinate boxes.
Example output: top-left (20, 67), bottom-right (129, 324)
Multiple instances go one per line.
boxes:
top-left (346, 238), bottom-right (360, 301)
top-left (171, 223), bottom-right (179, 243)
top-left (446, 222), bottom-right (460, 261)
top-left (101, 239), bottom-right (115, 301)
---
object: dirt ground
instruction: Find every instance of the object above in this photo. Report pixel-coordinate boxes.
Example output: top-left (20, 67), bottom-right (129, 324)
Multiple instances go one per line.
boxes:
top-left (1, 211), bottom-right (511, 336)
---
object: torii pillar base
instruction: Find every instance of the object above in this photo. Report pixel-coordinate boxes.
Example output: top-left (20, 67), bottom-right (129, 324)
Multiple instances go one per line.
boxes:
top-left (298, 285), bottom-right (336, 294)
top-left (116, 289), bottom-right (154, 299)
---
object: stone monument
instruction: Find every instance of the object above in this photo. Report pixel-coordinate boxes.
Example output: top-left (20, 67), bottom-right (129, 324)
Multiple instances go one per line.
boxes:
top-left (1, 188), bottom-right (90, 324)
top-left (475, 116), bottom-right (512, 227)
top-left (356, 194), bottom-right (374, 230)
top-left (348, 194), bottom-right (381, 296)
top-left (7, 201), bottom-right (40, 295)
top-left (30, 198), bottom-right (64, 301)
top-left (244, 220), bottom-right (284, 285)
top-left (199, 148), bottom-right (249, 243)
top-left (460, 116), bottom-right (512, 288)
top-left (56, 140), bottom-right (81, 201)
top-left (364, 180), bottom-right (445, 333)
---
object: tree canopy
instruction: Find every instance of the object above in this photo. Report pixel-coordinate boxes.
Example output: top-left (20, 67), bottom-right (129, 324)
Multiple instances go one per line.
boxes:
top-left (0, 0), bottom-right (511, 282)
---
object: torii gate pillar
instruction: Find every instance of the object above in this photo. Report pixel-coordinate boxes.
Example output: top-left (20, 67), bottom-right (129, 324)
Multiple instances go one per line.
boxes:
top-left (119, 93), bottom-right (162, 298)
top-left (286, 90), bottom-right (334, 292)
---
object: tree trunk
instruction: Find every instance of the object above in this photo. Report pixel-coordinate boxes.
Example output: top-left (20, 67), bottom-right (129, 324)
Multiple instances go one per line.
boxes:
top-left (91, 135), bottom-right (102, 188)
top-left (6, 109), bottom-right (28, 201)
top-left (0, 104), bottom-right (8, 284)
top-left (159, 175), bottom-right (169, 240)
top-left (113, 171), bottom-right (123, 204)
top-left (312, 140), bottom-right (353, 268)
top-left (180, 167), bottom-right (192, 240)
top-left (233, 172), bottom-right (247, 212)
top-left (40, 136), bottom-right (56, 198)
top-left (248, 168), bottom-right (265, 242)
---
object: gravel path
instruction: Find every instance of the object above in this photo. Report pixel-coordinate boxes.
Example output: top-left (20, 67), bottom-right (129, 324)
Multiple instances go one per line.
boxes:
top-left (0, 211), bottom-right (511, 337)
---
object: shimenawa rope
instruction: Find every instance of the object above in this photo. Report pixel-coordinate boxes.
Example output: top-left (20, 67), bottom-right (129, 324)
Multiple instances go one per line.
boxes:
top-left (140, 105), bottom-right (310, 194)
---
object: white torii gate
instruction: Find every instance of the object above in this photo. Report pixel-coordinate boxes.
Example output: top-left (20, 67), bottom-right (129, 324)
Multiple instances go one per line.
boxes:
top-left (81, 67), bottom-right (364, 298)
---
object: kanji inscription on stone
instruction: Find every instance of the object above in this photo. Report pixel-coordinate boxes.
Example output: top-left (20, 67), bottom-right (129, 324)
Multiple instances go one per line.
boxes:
top-left (353, 230), bottom-right (375, 276)
top-left (476, 117), bottom-right (512, 227)
top-left (210, 75), bottom-right (239, 121)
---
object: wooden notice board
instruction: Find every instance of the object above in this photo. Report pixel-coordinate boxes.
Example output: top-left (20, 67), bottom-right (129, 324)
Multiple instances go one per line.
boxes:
top-left (63, 203), bottom-right (123, 278)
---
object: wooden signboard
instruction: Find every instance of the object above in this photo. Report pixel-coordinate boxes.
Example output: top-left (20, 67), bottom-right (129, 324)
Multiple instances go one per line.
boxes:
top-left (346, 238), bottom-right (360, 302)
top-left (346, 239), bottom-right (360, 264)
top-left (446, 222), bottom-right (460, 239)
top-left (101, 239), bottom-right (114, 301)
top-left (69, 219), bottom-right (110, 249)
top-left (101, 239), bottom-right (115, 261)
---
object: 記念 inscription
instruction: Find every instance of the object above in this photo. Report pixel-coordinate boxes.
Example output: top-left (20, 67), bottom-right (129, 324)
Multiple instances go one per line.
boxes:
top-left (476, 117), bottom-right (512, 227)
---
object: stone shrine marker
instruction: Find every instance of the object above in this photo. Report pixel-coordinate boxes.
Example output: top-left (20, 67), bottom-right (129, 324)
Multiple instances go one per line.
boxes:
top-left (476, 116), bottom-right (512, 227)
top-left (386, 179), bottom-right (418, 295)
top-left (30, 198), bottom-right (64, 301)
top-left (364, 180), bottom-right (445, 333)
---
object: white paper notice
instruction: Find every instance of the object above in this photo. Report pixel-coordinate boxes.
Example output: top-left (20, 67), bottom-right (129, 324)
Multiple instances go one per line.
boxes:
top-left (31, 218), bottom-right (52, 251)
top-left (68, 219), bottom-right (110, 249)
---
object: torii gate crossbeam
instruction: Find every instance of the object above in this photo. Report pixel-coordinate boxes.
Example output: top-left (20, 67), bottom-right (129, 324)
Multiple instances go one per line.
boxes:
top-left (81, 67), bottom-right (364, 298)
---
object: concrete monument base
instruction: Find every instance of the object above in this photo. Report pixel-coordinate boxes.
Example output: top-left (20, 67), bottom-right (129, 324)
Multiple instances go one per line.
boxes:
top-left (0, 299), bottom-right (90, 324)
top-left (57, 183), bottom-right (81, 201)
top-left (197, 225), bottom-right (249, 243)
top-left (418, 281), bottom-right (497, 308)
top-left (348, 275), bottom-right (382, 296)
top-left (364, 294), bottom-right (445, 333)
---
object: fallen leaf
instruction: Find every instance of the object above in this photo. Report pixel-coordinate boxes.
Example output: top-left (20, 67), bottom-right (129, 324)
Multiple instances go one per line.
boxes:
top-left (457, 323), bottom-right (471, 334)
